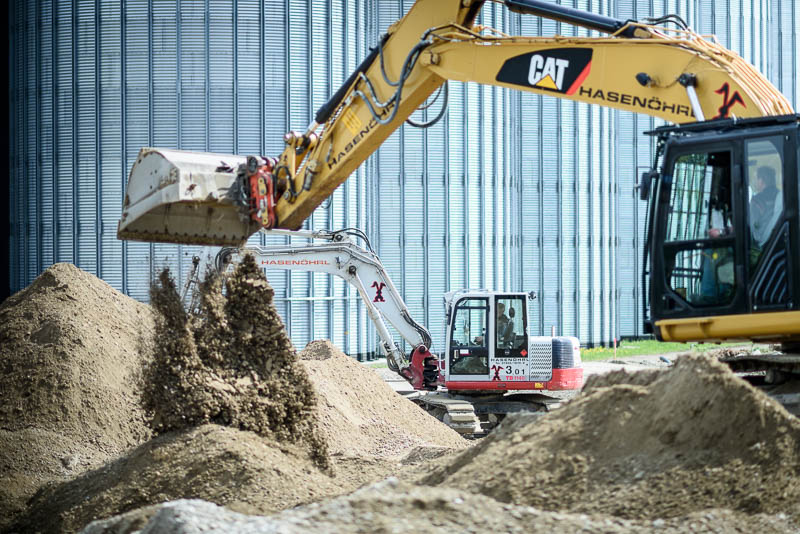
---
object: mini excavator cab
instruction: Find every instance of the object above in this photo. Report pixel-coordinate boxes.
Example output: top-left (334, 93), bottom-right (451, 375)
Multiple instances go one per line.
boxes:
top-left (644, 115), bottom-right (800, 344)
top-left (444, 291), bottom-right (581, 391)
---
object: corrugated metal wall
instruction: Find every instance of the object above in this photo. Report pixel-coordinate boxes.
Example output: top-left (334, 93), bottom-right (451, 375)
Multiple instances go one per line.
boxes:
top-left (9, 0), bottom-right (800, 355)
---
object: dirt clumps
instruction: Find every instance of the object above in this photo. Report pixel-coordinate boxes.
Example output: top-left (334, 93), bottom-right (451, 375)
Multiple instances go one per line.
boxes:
top-left (299, 340), bottom-right (467, 458)
top-left (424, 355), bottom-right (800, 520)
top-left (11, 425), bottom-right (346, 534)
top-left (143, 256), bottom-right (328, 469)
top-left (0, 263), bottom-right (154, 529)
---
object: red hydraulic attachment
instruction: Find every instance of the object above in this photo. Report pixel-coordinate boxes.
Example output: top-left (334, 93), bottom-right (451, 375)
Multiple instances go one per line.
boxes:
top-left (401, 346), bottom-right (441, 391)
top-left (246, 157), bottom-right (279, 229)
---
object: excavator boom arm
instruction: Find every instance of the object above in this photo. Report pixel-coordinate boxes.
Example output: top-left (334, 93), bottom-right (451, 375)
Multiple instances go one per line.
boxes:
top-left (272, 3), bottom-right (790, 230)
top-left (118, 0), bottom-right (792, 246)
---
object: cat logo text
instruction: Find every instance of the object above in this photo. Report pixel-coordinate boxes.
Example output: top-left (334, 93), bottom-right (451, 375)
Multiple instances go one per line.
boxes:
top-left (496, 48), bottom-right (593, 96)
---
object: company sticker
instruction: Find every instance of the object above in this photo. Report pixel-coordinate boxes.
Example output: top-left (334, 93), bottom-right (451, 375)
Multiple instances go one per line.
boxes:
top-left (495, 48), bottom-right (593, 95)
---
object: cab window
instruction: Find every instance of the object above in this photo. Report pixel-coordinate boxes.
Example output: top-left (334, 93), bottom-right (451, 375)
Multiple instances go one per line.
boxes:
top-left (745, 136), bottom-right (784, 267)
top-left (495, 296), bottom-right (526, 355)
top-left (449, 297), bottom-right (489, 376)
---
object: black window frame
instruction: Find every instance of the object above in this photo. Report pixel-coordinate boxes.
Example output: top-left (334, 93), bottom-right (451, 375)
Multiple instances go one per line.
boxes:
top-left (448, 296), bottom-right (490, 376)
top-left (655, 139), bottom-right (748, 318)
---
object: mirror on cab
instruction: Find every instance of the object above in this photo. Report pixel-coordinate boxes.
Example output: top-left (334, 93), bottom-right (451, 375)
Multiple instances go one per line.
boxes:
top-left (639, 169), bottom-right (658, 201)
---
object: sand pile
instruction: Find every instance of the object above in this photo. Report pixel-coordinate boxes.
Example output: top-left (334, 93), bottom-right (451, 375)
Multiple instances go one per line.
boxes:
top-left (299, 340), bottom-right (466, 458)
top-left (424, 355), bottom-right (800, 520)
top-left (143, 257), bottom-right (328, 468)
top-left (11, 425), bottom-right (346, 534)
top-left (6, 259), bottom-right (410, 534)
top-left (0, 264), bottom-right (154, 529)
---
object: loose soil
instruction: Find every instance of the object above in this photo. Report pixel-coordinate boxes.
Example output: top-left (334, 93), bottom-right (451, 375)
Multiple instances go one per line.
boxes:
top-left (11, 425), bottom-right (344, 533)
top-left (143, 257), bottom-right (328, 469)
top-left (0, 264), bottom-right (154, 530)
top-left (5, 262), bottom-right (800, 533)
top-left (299, 340), bottom-right (467, 458)
top-left (2, 262), bottom-right (467, 533)
top-left (424, 355), bottom-right (800, 521)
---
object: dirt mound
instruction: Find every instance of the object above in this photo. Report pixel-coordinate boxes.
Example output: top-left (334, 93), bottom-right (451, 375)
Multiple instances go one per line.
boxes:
top-left (425, 355), bottom-right (800, 520)
top-left (82, 482), bottom-right (800, 534)
top-left (11, 425), bottom-right (348, 534)
top-left (299, 340), bottom-right (467, 458)
top-left (581, 365), bottom-right (665, 391)
top-left (0, 263), bottom-right (154, 529)
top-left (144, 257), bottom-right (328, 468)
top-left (14, 427), bottom-right (434, 534)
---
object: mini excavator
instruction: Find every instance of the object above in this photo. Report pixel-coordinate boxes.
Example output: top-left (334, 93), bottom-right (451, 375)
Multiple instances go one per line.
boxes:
top-left (213, 227), bottom-right (581, 434)
top-left (118, 0), bottom-right (800, 410)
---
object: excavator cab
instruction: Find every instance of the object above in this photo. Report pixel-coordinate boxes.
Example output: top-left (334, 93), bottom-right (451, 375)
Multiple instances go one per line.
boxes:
top-left (644, 115), bottom-right (800, 343)
top-left (444, 291), bottom-right (581, 391)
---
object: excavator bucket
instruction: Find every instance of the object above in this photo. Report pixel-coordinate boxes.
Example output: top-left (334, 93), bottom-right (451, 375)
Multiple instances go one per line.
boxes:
top-left (117, 148), bottom-right (260, 247)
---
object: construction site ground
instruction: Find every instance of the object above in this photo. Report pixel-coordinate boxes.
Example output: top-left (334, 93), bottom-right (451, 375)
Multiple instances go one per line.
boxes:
top-left (2, 263), bottom-right (800, 533)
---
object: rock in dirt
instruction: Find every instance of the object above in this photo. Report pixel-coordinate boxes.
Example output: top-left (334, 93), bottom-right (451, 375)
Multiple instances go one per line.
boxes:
top-left (424, 355), bottom-right (800, 521)
top-left (11, 425), bottom-right (345, 534)
top-left (80, 481), bottom-right (800, 534)
top-left (299, 340), bottom-right (467, 458)
top-left (0, 264), bottom-right (154, 530)
top-left (143, 257), bottom-right (328, 468)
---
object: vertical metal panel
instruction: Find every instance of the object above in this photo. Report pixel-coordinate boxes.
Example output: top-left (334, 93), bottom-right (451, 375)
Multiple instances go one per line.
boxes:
top-left (100, 0), bottom-right (123, 288)
top-left (123, 0), bottom-right (152, 301)
top-left (235, 0), bottom-right (259, 155)
top-left (12, 0), bottom-right (24, 290)
top-left (39, 0), bottom-right (55, 272)
top-left (25, 0), bottom-right (38, 283)
top-left (73, 0), bottom-right (96, 274)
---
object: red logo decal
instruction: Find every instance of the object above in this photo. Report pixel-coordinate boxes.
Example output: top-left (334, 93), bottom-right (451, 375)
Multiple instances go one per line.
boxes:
top-left (714, 83), bottom-right (746, 119)
top-left (490, 364), bottom-right (503, 381)
top-left (520, 349), bottom-right (528, 357)
top-left (371, 281), bottom-right (386, 302)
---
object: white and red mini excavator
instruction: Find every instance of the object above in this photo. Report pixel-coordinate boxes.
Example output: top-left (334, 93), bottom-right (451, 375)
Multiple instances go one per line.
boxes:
top-left (214, 227), bottom-right (581, 435)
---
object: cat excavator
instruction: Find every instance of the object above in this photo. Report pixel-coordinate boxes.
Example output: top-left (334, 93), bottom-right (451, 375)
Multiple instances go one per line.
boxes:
top-left (118, 0), bottom-right (800, 406)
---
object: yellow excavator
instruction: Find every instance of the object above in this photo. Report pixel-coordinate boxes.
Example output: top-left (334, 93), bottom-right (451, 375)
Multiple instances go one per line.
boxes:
top-left (118, 0), bottom-right (800, 391)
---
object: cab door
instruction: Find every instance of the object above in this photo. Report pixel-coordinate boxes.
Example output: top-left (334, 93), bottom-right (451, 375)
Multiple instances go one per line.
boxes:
top-left (650, 139), bottom-right (749, 322)
top-left (447, 296), bottom-right (491, 380)
top-left (743, 131), bottom-right (795, 312)
top-left (489, 295), bottom-right (530, 383)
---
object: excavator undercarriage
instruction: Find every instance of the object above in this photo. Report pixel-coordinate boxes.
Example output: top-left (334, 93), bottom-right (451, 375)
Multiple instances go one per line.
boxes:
top-left (719, 349), bottom-right (800, 416)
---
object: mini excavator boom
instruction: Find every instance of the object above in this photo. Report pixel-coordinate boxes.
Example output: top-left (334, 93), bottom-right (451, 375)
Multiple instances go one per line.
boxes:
top-left (216, 228), bottom-right (439, 390)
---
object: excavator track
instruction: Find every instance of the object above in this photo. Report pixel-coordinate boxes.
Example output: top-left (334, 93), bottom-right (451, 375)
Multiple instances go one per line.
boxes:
top-left (720, 351), bottom-right (800, 416)
top-left (414, 391), bottom-right (561, 437)
top-left (415, 393), bottom-right (482, 436)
